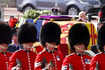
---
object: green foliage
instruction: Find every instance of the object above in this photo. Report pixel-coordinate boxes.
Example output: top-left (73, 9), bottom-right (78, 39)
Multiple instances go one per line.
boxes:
top-left (23, 9), bottom-right (40, 19)
top-left (23, 9), bottom-right (51, 19)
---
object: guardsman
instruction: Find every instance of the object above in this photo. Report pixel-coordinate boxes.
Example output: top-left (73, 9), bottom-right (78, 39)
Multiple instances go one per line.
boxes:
top-left (90, 23), bottom-right (105, 70)
top-left (0, 21), bottom-right (12, 70)
top-left (8, 23), bottom-right (37, 70)
top-left (34, 22), bottom-right (63, 70)
top-left (62, 23), bottom-right (91, 70)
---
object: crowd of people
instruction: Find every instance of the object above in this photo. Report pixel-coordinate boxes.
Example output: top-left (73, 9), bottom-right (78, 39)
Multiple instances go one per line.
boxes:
top-left (0, 4), bottom-right (105, 70)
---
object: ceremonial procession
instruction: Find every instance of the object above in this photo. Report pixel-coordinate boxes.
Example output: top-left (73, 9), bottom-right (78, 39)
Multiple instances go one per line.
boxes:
top-left (0, 0), bottom-right (105, 70)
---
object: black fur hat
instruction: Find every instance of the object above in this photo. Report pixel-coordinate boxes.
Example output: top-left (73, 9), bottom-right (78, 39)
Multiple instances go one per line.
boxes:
top-left (18, 23), bottom-right (37, 44)
top-left (68, 23), bottom-right (90, 51)
top-left (40, 22), bottom-right (61, 46)
top-left (99, 5), bottom-right (105, 23)
top-left (0, 22), bottom-right (12, 44)
top-left (98, 24), bottom-right (105, 52)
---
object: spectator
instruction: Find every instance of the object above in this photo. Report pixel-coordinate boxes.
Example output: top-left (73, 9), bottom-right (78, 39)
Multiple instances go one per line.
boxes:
top-left (7, 28), bottom-right (22, 52)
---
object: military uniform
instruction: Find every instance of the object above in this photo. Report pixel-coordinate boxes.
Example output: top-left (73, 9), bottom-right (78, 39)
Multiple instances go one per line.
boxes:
top-left (90, 53), bottom-right (105, 70)
top-left (0, 52), bottom-right (12, 70)
top-left (34, 48), bottom-right (63, 70)
top-left (62, 23), bottom-right (91, 70)
top-left (90, 11), bottom-right (105, 70)
top-left (8, 50), bottom-right (36, 70)
top-left (35, 22), bottom-right (63, 70)
top-left (0, 22), bottom-right (13, 70)
top-left (8, 23), bottom-right (38, 70)
top-left (62, 53), bottom-right (91, 70)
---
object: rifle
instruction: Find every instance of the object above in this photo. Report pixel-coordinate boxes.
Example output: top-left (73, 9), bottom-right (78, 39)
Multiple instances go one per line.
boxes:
top-left (95, 61), bottom-right (99, 70)
top-left (12, 58), bottom-right (22, 70)
top-left (41, 58), bottom-right (55, 70)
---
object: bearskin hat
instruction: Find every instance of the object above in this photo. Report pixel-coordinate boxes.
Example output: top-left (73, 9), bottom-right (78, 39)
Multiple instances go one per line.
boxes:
top-left (18, 23), bottom-right (37, 44)
top-left (98, 5), bottom-right (105, 23)
top-left (40, 22), bottom-right (61, 46)
top-left (98, 24), bottom-right (105, 52)
top-left (68, 23), bottom-right (90, 51)
top-left (0, 22), bottom-right (12, 44)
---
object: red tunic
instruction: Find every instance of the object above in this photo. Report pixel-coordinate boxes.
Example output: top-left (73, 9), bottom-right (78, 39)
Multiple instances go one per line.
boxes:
top-left (34, 49), bottom-right (63, 70)
top-left (58, 44), bottom-right (69, 58)
top-left (31, 45), bottom-right (44, 54)
top-left (9, 18), bottom-right (18, 28)
top-left (62, 53), bottom-right (92, 70)
top-left (0, 52), bottom-right (12, 70)
top-left (90, 53), bottom-right (105, 70)
top-left (8, 50), bottom-right (36, 70)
